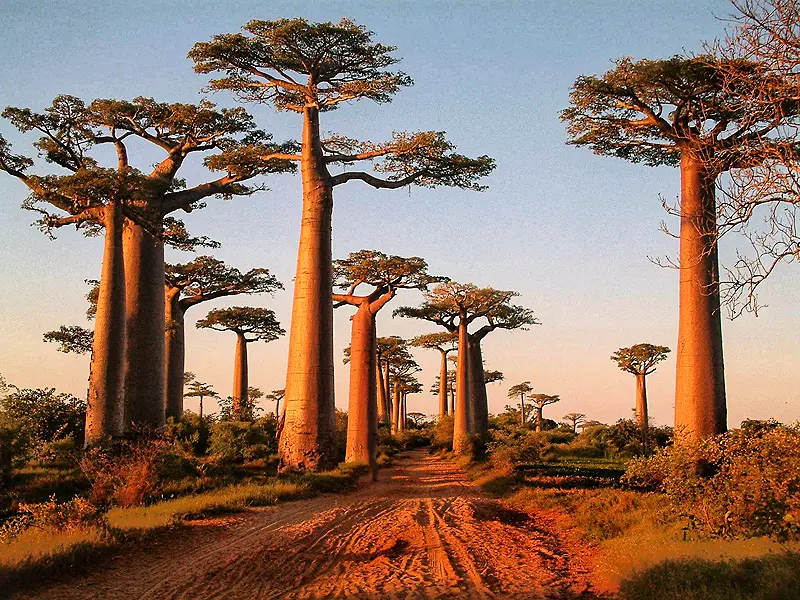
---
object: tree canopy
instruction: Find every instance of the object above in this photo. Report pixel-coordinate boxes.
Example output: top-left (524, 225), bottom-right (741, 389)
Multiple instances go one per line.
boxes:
top-left (196, 307), bottom-right (285, 342)
top-left (611, 344), bottom-right (671, 375)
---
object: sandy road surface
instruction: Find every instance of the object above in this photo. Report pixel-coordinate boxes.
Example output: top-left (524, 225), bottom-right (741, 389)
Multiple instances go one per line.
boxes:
top-left (10, 450), bottom-right (602, 600)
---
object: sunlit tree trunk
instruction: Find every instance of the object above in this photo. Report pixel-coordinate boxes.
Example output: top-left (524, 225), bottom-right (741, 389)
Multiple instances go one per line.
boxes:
top-left (280, 106), bottom-right (337, 471)
top-left (123, 218), bottom-right (166, 433)
top-left (536, 406), bottom-right (543, 432)
top-left (400, 394), bottom-right (407, 432)
top-left (164, 288), bottom-right (185, 421)
top-left (375, 360), bottom-right (387, 424)
top-left (438, 348), bottom-right (449, 417)
top-left (453, 315), bottom-right (472, 455)
top-left (675, 152), bottom-right (727, 442)
top-left (233, 332), bottom-right (248, 417)
top-left (383, 361), bottom-right (391, 421)
top-left (520, 394), bottom-right (526, 427)
top-left (635, 373), bottom-right (648, 429)
top-left (450, 387), bottom-right (455, 415)
top-left (345, 302), bottom-right (378, 479)
top-left (85, 203), bottom-right (126, 444)
top-left (468, 339), bottom-right (489, 435)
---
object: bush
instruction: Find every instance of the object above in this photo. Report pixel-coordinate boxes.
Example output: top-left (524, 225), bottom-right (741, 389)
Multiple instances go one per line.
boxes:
top-left (431, 415), bottom-right (454, 451)
top-left (34, 438), bottom-right (79, 468)
top-left (165, 412), bottom-right (213, 456)
top-left (624, 423), bottom-right (800, 540)
top-left (209, 419), bottom-right (275, 463)
top-left (0, 495), bottom-right (104, 543)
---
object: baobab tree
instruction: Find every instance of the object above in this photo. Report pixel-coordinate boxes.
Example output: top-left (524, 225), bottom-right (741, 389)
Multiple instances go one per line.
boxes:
top-left (43, 326), bottom-right (94, 355)
top-left (508, 381), bottom-right (533, 427)
top-left (563, 412), bottom-right (586, 434)
top-left (411, 332), bottom-right (458, 418)
top-left (377, 336), bottom-right (412, 427)
top-left (184, 380), bottom-right (218, 419)
top-left (333, 250), bottom-right (439, 474)
top-left (196, 307), bottom-right (284, 419)
top-left (430, 368), bottom-right (457, 415)
top-left (0, 95), bottom-right (293, 441)
top-left (562, 55), bottom-right (799, 442)
top-left (396, 378), bottom-right (423, 432)
top-left (165, 256), bottom-right (282, 419)
top-left (266, 389), bottom-right (285, 420)
top-left (611, 344), bottom-right (670, 431)
top-left (389, 355), bottom-right (420, 434)
top-left (191, 18), bottom-right (495, 471)
top-left (396, 282), bottom-right (535, 454)
top-left (529, 393), bottom-right (560, 432)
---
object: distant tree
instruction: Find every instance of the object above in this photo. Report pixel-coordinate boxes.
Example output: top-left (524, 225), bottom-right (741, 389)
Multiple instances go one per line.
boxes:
top-left (266, 389), bottom-right (285, 420)
top-left (407, 412), bottom-right (427, 428)
top-left (563, 412), bottom-right (586, 434)
top-left (164, 256), bottom-right (282, 419)
top-left (333, 250), bottom-right (439, 476)
top-left (611, 344), bottom-right (670, 431)
top-left (43, 326), bottom-right (94, 355)
top-left (562, 55), bottom-right (798, 442)
top-left (191, 18), bottom-right (495, 472)
top-left (196, 307), bottom-right (284, 419)
top-left (184, 381), bottom-right (218, 420)
top-left (508, 381), bottom-right (533, 427)
top-left (396, 282), bottom-right (537, 454)
top-left (411, 331), bottom-right (458, 418)
top-left (530, 393), bottom-right (560, 432)
top-left (0, 95), bottom-right (294, 443)
top-left (377, 336), bottom-right (413, 429)
top-left (389, 355), bottom-right (420, 434)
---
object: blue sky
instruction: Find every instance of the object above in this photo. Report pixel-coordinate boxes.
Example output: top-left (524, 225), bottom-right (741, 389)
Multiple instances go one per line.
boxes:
top-left (0, 0), bottom-right (797, 427)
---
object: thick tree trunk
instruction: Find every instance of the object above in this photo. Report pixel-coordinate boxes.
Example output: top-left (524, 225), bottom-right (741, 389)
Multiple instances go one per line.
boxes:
top-left (536, 406), bottom-right (543, 432)
top-left (85, 203), bottom-right (126, 444)
top-left (376, 359), bottom-right (387, 425)
top-left (233, 332), bottom-right (248, 418)
top-left (123, 218), bottom-right (166, 432)
top-left (450, 387), bottom-right (455, 415)
top-left (279, 106), bottom-right (337, 471)
top-left (452, 317), bottom-right (472, 455)
top-left (468, 339), bottom-right (489, 435)
top-left (635, 373), bottom-right (648, 429)
top-left (520, 394), bottom-right (526, 427)
top-left (164, 289), bottom-right (185, 421)
top-left (391, 382), bottom-right (401, 434)
top-left (400, 395), bottom-right (407, 432)
top-left (438, 349), bottom-right (449, 417)
top-left (674, 153), bottom-right (727, 443)
top-left (383, 361), bottom-right (391, 421)
top-left (345, 303), bottom-right (378, 479)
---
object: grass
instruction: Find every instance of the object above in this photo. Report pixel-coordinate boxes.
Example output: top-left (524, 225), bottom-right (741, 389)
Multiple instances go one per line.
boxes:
top-left (0, 462), bottom-right (368, 590)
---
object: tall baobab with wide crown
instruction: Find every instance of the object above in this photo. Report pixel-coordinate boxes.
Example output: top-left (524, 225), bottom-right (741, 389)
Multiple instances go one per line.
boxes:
top-left (333, 250), bottom-right (439, 476)
top-left (530, 393), bottom-right (560, 432)
top-left (611, 344), bottom-right (670, 431)
top-left (190, 18), bottom-right (495, 471)
top-left (508, 382), bottom-right (533, 427)
top-left (196, 307), bottom-right (284, 420)
top-left (396, 282), bottom-right (535, 454)
top-left (165, 257), bottom-right (282, 419)
top-left (411, 332), bottom-right (458, 418)
top-left (0, 95), bottom-right (294, 442)
top-left (562, 55), bottom-right (798, 442)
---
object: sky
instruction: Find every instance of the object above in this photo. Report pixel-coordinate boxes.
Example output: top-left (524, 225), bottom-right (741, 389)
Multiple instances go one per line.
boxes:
top-left (0, 0), bottom-right (797, 428)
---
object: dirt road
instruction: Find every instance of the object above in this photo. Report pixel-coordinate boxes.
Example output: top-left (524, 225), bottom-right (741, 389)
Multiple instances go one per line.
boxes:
top-left (12, 450), bottom-right (601, 600)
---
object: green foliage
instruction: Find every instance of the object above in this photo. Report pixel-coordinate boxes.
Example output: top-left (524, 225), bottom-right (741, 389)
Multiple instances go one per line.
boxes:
top-left (165, 412), bottom-right (213, 456)
top-left (196, 306), bottom-right (284, 341)
top-left (431, 415), bottom-right (454, 452)
top-left (611, 343), bottom-right (670, 375)
top-left (0, 387), bottom-right (86, 458)
top-left (209, 417), bottom-right (277, 463)
top-left (217, 395), bottom-right (264, 422)
top-left (623, 423), bottom-right (800, 540)
top-left (617, 553), bottom-right (800, 600)
top-left (42, 326), bottom-right (93, 355)
top-left (166, 256), bottom-right (283, 305)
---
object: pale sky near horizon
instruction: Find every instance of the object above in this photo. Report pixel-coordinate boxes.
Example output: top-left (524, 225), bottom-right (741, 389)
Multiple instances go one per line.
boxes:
top-left (0, 0), bottom-right (797, 428)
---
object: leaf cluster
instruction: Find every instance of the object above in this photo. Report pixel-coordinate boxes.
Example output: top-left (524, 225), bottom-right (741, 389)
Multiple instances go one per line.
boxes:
top-left (611, 343), bottom-right (670, 375)
top-left (196, 306), bottom-right (285, 342)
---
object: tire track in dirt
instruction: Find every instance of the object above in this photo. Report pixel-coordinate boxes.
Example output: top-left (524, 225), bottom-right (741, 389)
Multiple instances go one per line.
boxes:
top-left (9, 450), bottom-right (602, 600)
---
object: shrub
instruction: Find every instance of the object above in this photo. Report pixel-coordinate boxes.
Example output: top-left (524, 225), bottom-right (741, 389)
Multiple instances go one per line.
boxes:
top-left (34, 437), bottom-right (78, 468)
top-left (209, 420), bottom-right (274, 463)
top-left (0, 495), bottom-right (104, 543)
top-left (165, 412), bottom-right (213, 456)
top-left (431, 415), bottom-right (454, 451)
top-left (624, 424), bottom-right (800, 540)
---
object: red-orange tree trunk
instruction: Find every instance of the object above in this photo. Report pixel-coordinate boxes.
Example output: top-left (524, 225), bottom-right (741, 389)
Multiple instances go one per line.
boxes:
top-left (233, 332), bottom-right (248, 417)
top-left (375, 360), bottom-right (387, 424)
top-left (164, 288), bottom-right (184, 421)
top-left (635, 373), bottom-right (648, 429)
top-left (123, 219), bottom-right (166, 432)
top-left (468, 338), bottom-right (489, 435)
top-left (453, 316), bottom-right (472, 455)
top-left (345, 303), bottom-right (378, 479)
top-left (674, 153), bottom-right (727, 442)
top-left (85, 203), bottom-right (126, 444)
top-left (279, 106), bottom-right (337, 471)
top-left (438, 348), bottom-right (449, 417)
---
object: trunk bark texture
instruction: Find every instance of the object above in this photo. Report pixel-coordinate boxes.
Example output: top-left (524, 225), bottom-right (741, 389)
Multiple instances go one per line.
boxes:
top-left (391, 382), bottom-right (401, 434)
top-left (452, 317), bottom-right (472, 455)
top-left (279, 106), bottom-right (337, 471)
top-left (438, 349), bottom-right (449, 417)
top-left (520, 394), bottom-right (526, 427)
top-left (233, 332), bottom-right (248, 417)
top-left (123, 218), bottom-right (166, 432)
top-left (635, 373), bottom-right (648, 429)
top-left (674, 153), bottom-right (727, 442)
top-left (376, 359), bottom-right (387, 424)
top-left (164, 289), bottom-right (185, 421)
top-left (85, 203), bottom-right (126, 444)
top-left (468, 339), bottom-right (489, 435)
top-left (383, 361), bottom-right (391, 422)
top-left (345, 303), bottom-right (378, 479)
top-left (536, 406), bottom-right (543, 432)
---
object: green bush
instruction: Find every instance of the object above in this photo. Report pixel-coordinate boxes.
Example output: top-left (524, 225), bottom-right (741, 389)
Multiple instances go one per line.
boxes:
top-left (431, 415), bottom-right (454, 451)
top-left (209, 419), bottom-right (274, 463)
top-left (624, 423), bottom-right (800, 540)
top-left (165, 411), bottom-right (213, 456)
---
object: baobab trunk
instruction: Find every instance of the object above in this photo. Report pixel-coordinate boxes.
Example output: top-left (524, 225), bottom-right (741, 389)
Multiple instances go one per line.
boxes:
top-left (674, 153), bottom-right (727, 442)
top-left (468, 339), bottom-right (489, 435)
top-left (438, 349), bottom-right (449, 417)
top-left (536, 407), bottom-right (543, 432)
top-left (85, 203), bottom-right (126, 445)
top-left (392, 383), bottom-right (401, 434)
top-left (383, 361), bottom-right (391, 421)
top-left (164, 289), bottom-right (185, 421)
top-left (375, 360), bottom-right (387, 424)
top-left (452, 316), bottom-right (472, 455)
top-left (123, 218), bottom-right (166, 432)
top-left (344, 303), bottom-right (378, 479)
top-left (520, 395), bottom-right (526, 427)
top-left (400, 395), bottom-right (407, 432)
top-left (635, 373), bottom-right (648, 429)
top-left (279, 106), bottom-right (337, 471)
top-left (450, 388), bottom-right (455, 415)
top-left (232, 332), bottom-right (248, 417)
